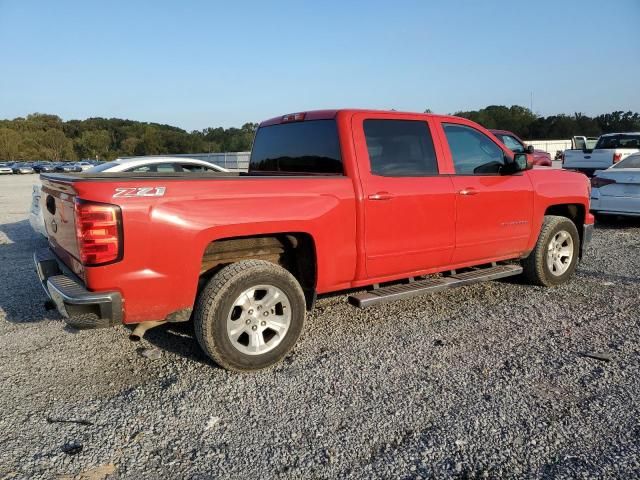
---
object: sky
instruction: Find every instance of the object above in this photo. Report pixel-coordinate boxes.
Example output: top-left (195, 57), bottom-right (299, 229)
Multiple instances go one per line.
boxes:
top-left (0, 0), bottom-right (638, 131)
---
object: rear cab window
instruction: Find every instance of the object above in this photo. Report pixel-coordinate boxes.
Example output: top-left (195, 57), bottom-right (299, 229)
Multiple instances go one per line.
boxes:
top-left (249, 120), bottom-right (343, 175)
top-left (595, 134), bottom-right (640, 150)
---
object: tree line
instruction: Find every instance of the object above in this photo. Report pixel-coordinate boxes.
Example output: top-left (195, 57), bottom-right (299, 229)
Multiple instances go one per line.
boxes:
top-left (0, 114), bottom-right (257, 162)
top-left (1, 107), bottom-right (639, 162)
top-left (450, 105), bottom-right (640, 140)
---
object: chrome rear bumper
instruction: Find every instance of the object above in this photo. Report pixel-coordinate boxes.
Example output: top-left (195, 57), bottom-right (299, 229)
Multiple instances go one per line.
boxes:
top-left (34, 248), bottom-right (122, 327)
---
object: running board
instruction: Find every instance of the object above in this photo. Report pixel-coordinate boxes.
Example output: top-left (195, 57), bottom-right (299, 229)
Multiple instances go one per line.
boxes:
top-left (348, 264), bottom-right (523, 308)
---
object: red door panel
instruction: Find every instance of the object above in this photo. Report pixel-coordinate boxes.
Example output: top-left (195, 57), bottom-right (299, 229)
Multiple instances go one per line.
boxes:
top-left (363, 176), bottom-right (456, 277)
top-left (351, 112), bottom-right (456, 280)
top-left (451, 175), bottom-right (533, 263)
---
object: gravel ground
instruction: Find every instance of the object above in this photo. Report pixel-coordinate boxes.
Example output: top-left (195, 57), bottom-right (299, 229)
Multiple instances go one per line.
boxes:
top-left (1, 174), bottom-right (639, 479)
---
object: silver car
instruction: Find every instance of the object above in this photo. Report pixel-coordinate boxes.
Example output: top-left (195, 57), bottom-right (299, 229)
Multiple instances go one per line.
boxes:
top-left (0, 163), bottom-right (13, 174)
top-left (13, 163), bottom-right (35, 174)
top-left (86, 156), bottom-right (229, 173)
top-left (591, 152), bottom-right (640, 218)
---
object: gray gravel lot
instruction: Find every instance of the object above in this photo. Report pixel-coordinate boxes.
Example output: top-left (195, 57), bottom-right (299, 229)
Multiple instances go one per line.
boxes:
top-left (1, 174), bottom-right (639, 479)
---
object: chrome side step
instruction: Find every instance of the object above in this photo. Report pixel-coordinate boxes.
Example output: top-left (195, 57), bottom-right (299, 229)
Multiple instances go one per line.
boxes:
top-left (348, 264), bottom-right (523, 308)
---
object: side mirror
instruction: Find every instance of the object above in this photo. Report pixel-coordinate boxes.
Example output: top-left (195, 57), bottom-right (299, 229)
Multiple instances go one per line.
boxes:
top-left (526, 145), bottom-right (535, 154)
top-left (513, 153), bottom-right (530, 171)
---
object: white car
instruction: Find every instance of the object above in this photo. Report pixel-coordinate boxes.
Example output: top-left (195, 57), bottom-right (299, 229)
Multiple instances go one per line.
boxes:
top-left (76, 161), bottom-right (95, 171)
top-left (29, 156), bottom-right (229, 237)
top-left (87, 156), bottom-right (229, 174)
top-left (590, 152), bottom-right (640, 218)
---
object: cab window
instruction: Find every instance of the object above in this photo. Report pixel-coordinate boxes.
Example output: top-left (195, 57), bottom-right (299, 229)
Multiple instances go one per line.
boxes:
top-left (444, 124), bottom-right (505, 175)
top-left (363, 119), bottom-right (438, 176)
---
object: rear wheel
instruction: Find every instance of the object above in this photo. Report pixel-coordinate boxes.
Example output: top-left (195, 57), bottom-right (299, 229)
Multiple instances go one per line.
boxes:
top-left (194, 260), bottom-right (306, 371)
top-left (522, 215), bottom-right (580, 287)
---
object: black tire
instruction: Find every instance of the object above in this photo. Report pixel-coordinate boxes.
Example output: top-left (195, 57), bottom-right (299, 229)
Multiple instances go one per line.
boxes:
top-left (521, 215), bottom-right (580, 287)
top-left (194, 260), bottom-right (306, 371)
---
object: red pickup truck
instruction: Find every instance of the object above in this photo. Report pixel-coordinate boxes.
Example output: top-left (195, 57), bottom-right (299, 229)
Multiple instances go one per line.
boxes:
top-left (34, 109), bottom-right (593, 371)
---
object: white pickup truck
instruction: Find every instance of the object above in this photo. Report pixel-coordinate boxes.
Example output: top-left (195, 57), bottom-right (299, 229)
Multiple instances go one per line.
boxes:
top-left (562, 132), bottom-right (640, 176)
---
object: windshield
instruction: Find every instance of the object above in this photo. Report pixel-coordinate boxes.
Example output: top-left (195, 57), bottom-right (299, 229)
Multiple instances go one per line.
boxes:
top-left (595, 134), bottom-right (640, 150)
top-left (613, 154), bottom-right (640, 169)
top-left (249, 120), bottom-right (343, 175)
top-left (87, 161), bottom-right (118, 172)
top-left (494, 133), bottom-right (525, 153)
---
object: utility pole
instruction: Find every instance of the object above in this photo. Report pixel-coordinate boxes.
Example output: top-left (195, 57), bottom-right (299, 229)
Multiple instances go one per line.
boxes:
top-left (530, 92), bottom-right (533, 113)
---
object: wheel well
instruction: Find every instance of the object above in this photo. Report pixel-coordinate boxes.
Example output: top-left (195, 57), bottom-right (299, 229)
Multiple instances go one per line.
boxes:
top-left (544, 203), bottom-right (585, 243)
top-left (200, 233), bottom-right (317, 309)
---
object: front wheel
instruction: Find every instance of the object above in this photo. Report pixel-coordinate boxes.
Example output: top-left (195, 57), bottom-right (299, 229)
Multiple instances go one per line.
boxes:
top-left (522, 215), bottom-right (580, 287)
top-left (194, 260), bottom-right (306, 371)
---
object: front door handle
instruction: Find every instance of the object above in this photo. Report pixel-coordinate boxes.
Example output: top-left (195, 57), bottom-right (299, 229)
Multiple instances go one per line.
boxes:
top-left (458, 188), bottom-right (479, 196)
top-left (368, 191), bottom-right (393, 201)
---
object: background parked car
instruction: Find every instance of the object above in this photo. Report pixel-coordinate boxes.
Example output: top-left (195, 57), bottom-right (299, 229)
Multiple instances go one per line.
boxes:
top-left (76, 161), bottom-right (94, 171)
top-left (12, 163), bottom-right (35, 174)
top-left (590, 152), bottom-right (640, 219)
top-left (489, 129), bottom-right (552, 166)
top-left (0, 163), bottom-right (13, 174)
top-left (86, 156), bottom-right (229, 173)
top-left (556, 136), bottom-right (599, 163)
top-left (563, 132), bottom-right (640, 176)
top-left (33, 162), bottom-right (56, 173)
top-left (55, 162), bottom-right (82, 172)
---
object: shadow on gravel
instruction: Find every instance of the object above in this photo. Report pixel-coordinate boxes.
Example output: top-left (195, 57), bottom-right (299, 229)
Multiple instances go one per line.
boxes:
top-left (142, 322), bottom-right (217, 367)
top-left (594, 216), bottom-right (640, 230)
top-left (0, 220), bottom-right (53, 323)
top-left (578, 269), bottom-right (640, 284)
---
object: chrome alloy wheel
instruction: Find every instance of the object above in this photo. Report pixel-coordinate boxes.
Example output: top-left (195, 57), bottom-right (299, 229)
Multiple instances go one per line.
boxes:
top-left (546, 230), bottom-right (574, 276)
top-left (226, 285), bottom-right (292, 355)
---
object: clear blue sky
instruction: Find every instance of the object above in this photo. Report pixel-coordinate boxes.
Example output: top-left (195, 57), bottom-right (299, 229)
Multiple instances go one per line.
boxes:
top-left (1, 0), bottom-right (638, 131)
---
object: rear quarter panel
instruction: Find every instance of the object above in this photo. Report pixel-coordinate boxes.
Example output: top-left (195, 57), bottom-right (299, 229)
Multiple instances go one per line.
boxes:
top-left (71, 177), bottom-right (357, 323)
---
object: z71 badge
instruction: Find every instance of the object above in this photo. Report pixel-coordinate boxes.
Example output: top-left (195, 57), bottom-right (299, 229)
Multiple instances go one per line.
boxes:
top-left (113, 187), bottom-right (166, 198)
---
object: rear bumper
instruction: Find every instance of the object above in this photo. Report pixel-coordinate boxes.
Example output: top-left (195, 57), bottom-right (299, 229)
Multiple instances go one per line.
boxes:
top-left (34, 248), bottom-right (122, 327)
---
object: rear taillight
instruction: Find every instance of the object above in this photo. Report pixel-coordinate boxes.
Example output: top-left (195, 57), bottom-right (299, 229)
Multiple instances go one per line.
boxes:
top-left (591, 176), bottom-right (616, 189)
top-left (74, 200), bottom-right (122, 266)
top-left (613, 153), bottom-right (622, 163)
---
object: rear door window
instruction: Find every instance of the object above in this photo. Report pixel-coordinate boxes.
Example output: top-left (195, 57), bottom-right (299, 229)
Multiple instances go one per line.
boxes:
top-left (444, 124), bottom-right (505, 175)
top-left (250, 120), bottom-right (343, 174)
top-left (363, 119), bottom-right (439, 176)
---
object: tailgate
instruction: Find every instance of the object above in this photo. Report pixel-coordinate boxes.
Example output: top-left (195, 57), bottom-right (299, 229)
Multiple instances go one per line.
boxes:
top-left (41, 178), bottom-right (81, 265)
top-left (563, 150), bottom-right (612, 169)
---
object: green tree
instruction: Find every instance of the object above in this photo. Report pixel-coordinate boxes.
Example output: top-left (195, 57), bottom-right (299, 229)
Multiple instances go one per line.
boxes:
top-left (37, 129), bottom-right (75, 160)
top-left (0, 128), bottom-right (22, 160)
top-left (75, 129), bottom-right (111, 160)
top-left (136, 127), bottom-right (164, 155)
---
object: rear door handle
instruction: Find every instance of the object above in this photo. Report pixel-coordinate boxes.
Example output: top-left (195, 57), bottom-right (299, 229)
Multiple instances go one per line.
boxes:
top-left (458, 188), bottom-right (478, 196)
top-left (368, 191), bottom-right (393, 201)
